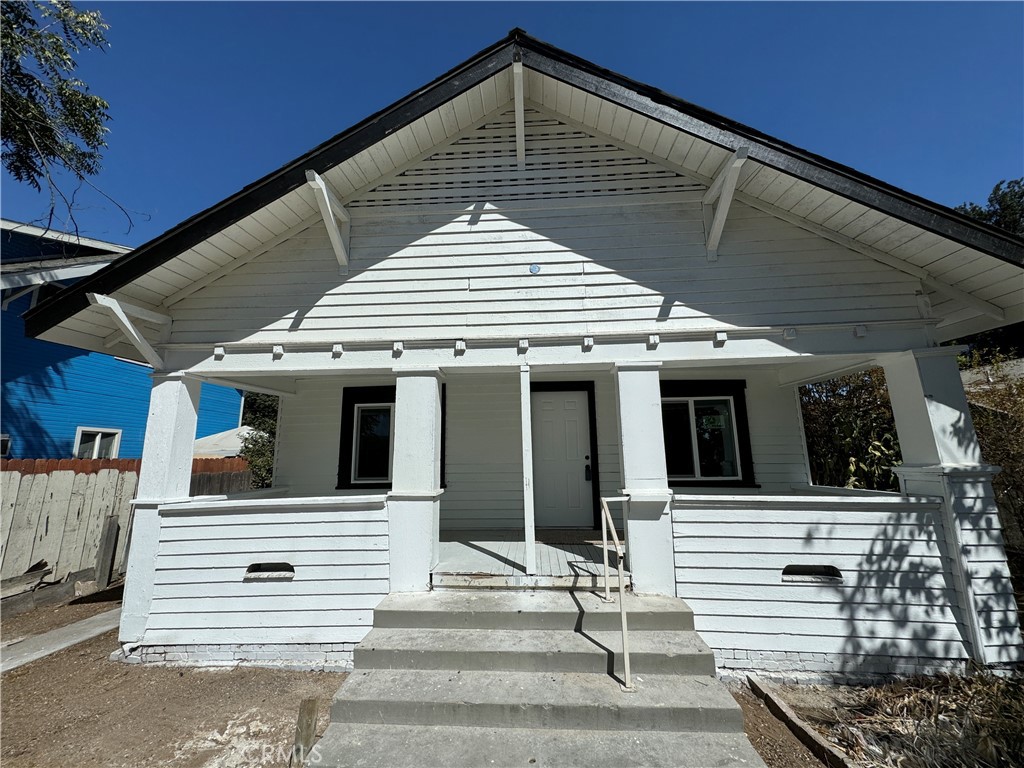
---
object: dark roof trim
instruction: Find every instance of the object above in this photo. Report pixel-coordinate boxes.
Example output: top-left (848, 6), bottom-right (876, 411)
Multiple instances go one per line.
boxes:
top-left (25, 29), bottom-right (1023, 338)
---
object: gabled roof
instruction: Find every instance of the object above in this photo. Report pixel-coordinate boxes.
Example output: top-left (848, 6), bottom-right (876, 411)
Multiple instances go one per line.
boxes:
top-left (23, 29), bottom-right (1024, 343)
top-left (1, 219), bottom-right (129, 289)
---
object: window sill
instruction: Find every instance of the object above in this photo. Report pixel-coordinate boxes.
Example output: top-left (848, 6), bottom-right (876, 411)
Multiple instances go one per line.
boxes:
top-left (670, 481), bottom-right (761, 490)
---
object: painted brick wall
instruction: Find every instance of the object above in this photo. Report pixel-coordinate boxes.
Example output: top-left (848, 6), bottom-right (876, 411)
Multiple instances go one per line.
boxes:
top-left (1, 295), bottom-right (242, 459)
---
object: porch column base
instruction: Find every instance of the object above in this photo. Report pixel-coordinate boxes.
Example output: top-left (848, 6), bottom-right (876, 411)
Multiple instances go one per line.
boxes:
top-left (389, 368), bottom-right (444, 593)
top-left (120, 373), bottom-right (201, 646)
top-left (387, 491), bottom-right (443, 592)
top-left (894, 464), bottom-right (1023, 665)
top-left (615, 363), bottom-right (674, 596)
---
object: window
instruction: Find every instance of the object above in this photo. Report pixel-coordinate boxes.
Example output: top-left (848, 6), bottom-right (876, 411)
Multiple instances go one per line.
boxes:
top-left (661, 380), bottom-right (755, 487)
top-left (73, 427), bottom-right (122, 459)
top-left (0, 434), bottom-right (11, 458)
top-left (352, 404), bottom-right (394, 483)
top-left (336, 385), bottom-right (446, 491)
top-left (337, 386), bottom-right (397, 490)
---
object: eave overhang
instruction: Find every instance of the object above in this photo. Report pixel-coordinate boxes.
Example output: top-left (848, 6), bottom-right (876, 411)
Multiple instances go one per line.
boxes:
top-left (23, 28), bottom-right (1024, 340)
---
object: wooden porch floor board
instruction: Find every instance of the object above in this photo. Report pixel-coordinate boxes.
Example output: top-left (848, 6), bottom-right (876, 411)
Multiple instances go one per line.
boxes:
top-left (435, 530), bottom-right (626, 578)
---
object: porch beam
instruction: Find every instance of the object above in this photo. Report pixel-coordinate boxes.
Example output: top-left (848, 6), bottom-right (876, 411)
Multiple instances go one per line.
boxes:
top-left (777, 360), bottom-right (875, 388)
top-left (87, 293), bottom-right (165, 369)
top-left (520, 365), bottom-right (537, 575)
top-left (702, 147), bottom-right (748, 261)
top-left (513, 59), bottom-right (526, 169)
top-left (184, 372), bottom-right (297, 398)
top-left (305, 170), bottom-right (350, 269)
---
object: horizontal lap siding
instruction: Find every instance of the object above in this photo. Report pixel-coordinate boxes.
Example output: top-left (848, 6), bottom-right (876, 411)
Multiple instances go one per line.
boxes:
top-left (442, 373), bottom-right (525, 529)
top-left (169, 110), bottom-right (922, 346)
top-left (146, 505), bottom-right (388, 646)
top-left (274, 378), bottom-right (344, 495)
top-left (672, 501), bottom-right (971, 668)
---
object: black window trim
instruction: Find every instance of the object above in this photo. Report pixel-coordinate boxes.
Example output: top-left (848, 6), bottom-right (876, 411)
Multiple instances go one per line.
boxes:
top-left (660, 379), bottom-right (757, 489)
top-left (336, 384), bottom-right (446, 491)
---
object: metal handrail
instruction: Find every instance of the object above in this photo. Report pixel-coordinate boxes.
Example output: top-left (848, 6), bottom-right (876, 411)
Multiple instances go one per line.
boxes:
top-left (600, 495), bottom-right (633, 691)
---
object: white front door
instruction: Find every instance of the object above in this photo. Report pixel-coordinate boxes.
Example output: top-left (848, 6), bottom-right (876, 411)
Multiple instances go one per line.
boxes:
top-left (531, 390), bottom-right (593, 528)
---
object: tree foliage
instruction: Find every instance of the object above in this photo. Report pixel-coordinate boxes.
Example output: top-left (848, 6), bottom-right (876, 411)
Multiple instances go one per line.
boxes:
top-left (963, 354), bottom-right (1024, 551)
top-left (955, 178), bottom-right (1024, 237)
top-left (1, 1), bottom-right (109, 221)
top-left (239, 392), bottom-right (278, 489)
top-left (800, 368), bottom-right (901, 491)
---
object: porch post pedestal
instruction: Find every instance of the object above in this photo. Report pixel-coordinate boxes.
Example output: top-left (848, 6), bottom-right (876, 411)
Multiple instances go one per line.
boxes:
top-left (883, 348), bottom-right (1023, 665)
top-left (388, 368), bottom-right (443, 593)
top-left (120, 373), bottom-right (201, 646)
top-left (614, 363), bottom-right (675, 596)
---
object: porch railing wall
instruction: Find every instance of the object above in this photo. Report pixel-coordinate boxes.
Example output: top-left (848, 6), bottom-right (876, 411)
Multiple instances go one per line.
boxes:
top-left (671, 493), bottom-right (972, 680)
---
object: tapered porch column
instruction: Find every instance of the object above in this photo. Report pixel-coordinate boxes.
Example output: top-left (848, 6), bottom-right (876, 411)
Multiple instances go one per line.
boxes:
top-left (120, 373), bottom-right (201, 645)
top-left (388, 367), bottom-right (444, 592)
top-left (614, 363), bottom-right (675, 596)
top-left (882, 348), bottom-right (1022, 665)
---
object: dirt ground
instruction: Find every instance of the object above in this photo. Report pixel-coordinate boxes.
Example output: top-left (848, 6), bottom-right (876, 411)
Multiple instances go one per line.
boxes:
top-left (729, 685), bottom-right (822, 768)
top-left (1, 598), bottom-right (828, 768)
top-left (1, 629), bottom-right (343, 768)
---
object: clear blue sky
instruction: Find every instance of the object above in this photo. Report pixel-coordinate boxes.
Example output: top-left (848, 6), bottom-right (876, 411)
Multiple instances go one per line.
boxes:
top-left (2, 1), bottom-right (1022, 248)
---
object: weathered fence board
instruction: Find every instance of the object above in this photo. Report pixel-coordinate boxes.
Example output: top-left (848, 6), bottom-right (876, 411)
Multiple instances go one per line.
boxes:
top-left (0, 458), bottom-right (250, 583)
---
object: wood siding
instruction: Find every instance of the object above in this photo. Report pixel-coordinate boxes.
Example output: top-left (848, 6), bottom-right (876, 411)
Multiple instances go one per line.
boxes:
top-left (145, 499), bottom-right (388, 646)
top-left (168, 108), bottom-right (924, 347)
top-left (672, 497), bottom-right (971, 673)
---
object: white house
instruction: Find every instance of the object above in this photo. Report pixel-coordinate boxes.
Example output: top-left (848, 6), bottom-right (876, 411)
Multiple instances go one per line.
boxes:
top-left (24, 30), bottom-right (1023, 680)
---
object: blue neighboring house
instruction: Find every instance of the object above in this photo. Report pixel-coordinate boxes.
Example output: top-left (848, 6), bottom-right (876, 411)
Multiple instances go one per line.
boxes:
top-left (1, 219), bottom-right (242, 459)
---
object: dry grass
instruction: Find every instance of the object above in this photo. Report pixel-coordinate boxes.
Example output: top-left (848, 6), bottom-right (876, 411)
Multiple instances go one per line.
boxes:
top-left (799, 672), bottom-right (1024, 768)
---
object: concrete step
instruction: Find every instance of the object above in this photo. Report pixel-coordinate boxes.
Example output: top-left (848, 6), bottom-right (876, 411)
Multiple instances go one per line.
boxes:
top-left (371, 590), bottom-right (695, 632)
top-left (315, 722), bottom-right (767, 768)
top-left (331, 670), bottom-right (744, 733)
top-left (355, 627), bottom-right (716, 676)
top-left (432, 572), bottom-right (632, 591)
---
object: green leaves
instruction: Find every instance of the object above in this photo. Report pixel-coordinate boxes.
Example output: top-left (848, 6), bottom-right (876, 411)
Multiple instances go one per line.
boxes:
top-left (1, 1), bottom-right (110, 191)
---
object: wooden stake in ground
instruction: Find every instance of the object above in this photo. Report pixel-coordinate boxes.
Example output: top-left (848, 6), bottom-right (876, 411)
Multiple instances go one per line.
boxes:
top-left (289, 697), bottom-right (319, 768)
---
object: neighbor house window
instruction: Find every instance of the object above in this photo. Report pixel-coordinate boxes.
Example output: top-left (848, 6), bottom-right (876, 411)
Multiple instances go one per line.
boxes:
top-left (74, 427), bottom-right (122, 459)
top-left (0, 433), bottom-right (11, 458)
top-left (661, 380), bottom-right (755, 487)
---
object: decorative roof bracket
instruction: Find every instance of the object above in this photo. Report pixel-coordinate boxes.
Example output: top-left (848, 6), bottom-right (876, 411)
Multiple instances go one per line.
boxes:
top-left (87, 293), bottom-right (169, 369)
top-left (306, 170), bottom-right (350, 271)
top-left (702, 147), bottom-right (748, 262)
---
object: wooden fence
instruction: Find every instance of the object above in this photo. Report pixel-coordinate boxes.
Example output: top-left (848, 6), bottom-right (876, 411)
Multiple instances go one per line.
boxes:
top-left (1, 457), bottom-right (251, 584)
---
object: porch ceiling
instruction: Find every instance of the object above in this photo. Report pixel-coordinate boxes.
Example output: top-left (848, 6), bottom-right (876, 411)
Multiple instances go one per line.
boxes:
top-left (25, 30), bottom-right (1023, 363)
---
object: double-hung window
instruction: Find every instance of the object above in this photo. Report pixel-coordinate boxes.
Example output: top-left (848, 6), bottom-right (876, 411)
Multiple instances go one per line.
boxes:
top-left (661, 380), bottom-right (755, 487)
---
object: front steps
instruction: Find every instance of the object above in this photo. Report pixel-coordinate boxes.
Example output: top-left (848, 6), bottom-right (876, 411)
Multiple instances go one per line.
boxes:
top-left (317, 591), bottom-right (765, 768)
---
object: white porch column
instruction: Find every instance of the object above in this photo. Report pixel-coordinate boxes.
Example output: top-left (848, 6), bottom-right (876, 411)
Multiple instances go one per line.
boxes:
top-left (388, 367), bottom-right (443, 592)
top-left (883, 348), bottom-right (1022, 665)
top-left (614, 363), bottom-right (675, 596)
top-left (120, 373), bottom-right (201, 645)
top-left (520, 365), bottom-right (537, 575)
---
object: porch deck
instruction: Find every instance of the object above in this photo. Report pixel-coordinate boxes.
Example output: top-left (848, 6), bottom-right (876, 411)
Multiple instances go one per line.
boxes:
top-left (434, 529), bottom-right (630, 589)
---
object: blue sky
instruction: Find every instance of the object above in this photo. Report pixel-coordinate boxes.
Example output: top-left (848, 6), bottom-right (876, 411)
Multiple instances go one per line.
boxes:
top-left (2, 2), bottom-right (1022, 248)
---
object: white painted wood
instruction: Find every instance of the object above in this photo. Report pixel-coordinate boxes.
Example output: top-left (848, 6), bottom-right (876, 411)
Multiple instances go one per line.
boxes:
top-left (702, 147), bottom-right (747, 261)
top-left (614, 363), bottom-right (674, 595)
top-left (671, 495), bottom-right (972, 666)
top-left (144, 497), bottom-right (390, 647)
top-left (87, 293), bottom-right (165, 368)
top-left (306, 170), bottom-right (350, 269)
top-left (389, 369), bottom-right (443, 591)
top-left (531, 390), bottom-right (592, 527)
top-left (520, 366), bottom-right (536, 574)
top-left (513, 61), bottom-right (526, 169)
